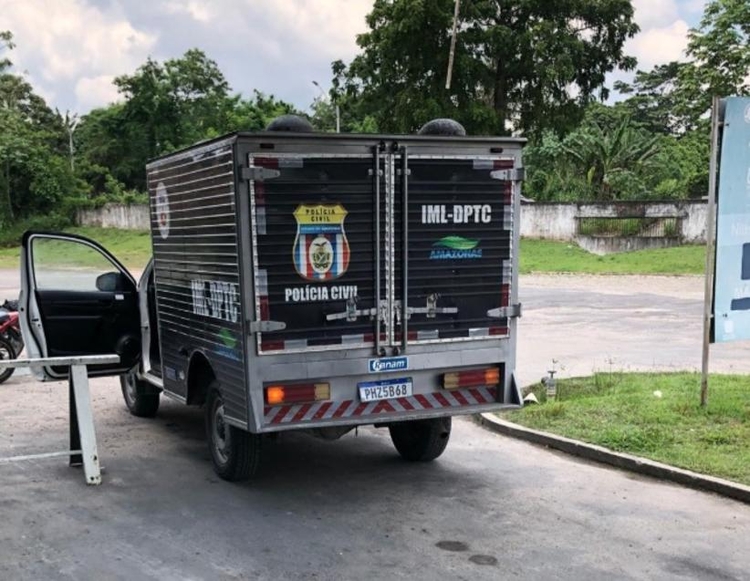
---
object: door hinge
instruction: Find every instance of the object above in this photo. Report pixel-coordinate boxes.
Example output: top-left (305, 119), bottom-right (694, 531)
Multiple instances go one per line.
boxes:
top-left (242, 166), bottom-right (281, 181)
top-left (249, 320), bottom-right (286, 333)
top-left (487, 303), bottom-right (522, 319)
top-left (490, 168), bottom-right (525, 181)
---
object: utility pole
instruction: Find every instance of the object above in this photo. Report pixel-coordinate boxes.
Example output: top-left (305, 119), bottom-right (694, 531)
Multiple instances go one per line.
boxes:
top-left (312, 80), bottom-right (340, 133)
top-left (445, 0), bottom-right (461, 90)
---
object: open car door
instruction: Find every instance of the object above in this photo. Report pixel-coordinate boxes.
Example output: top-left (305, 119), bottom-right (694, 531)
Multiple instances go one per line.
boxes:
top-left (20, 232), bottom-right (141, 379)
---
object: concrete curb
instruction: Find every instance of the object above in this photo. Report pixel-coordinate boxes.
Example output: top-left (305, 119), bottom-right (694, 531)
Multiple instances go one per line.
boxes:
top-left (476, 413), bottom-right (750, 505)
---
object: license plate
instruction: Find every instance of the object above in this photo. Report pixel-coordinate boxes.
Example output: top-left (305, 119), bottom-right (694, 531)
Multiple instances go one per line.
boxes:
top-left (358, 378), bottom-right (413, 403)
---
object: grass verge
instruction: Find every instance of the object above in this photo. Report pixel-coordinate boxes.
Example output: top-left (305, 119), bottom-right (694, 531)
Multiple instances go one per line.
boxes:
top-left (1, 230), bottom-right (707, 275)
top-left (520, 239), bottom-right (706, 275)
top-left (0, 227), bottom-right (151, 271)
top-left (501, 373), bottom-right (750, 486)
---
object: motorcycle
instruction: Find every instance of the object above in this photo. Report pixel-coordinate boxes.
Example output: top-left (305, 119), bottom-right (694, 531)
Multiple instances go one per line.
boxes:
top-left (0, 299), bottom-right (24, 384)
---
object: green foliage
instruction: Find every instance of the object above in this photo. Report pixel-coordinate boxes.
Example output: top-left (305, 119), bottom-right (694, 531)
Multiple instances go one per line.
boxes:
top-left (505, 373), bottom-right (750, 485)
top-left (678, 0), bottom-right (750, 124)
top-left (334, 0), bottom-right (638, 136)
top-left (0, 213), bottom-right (72, 248)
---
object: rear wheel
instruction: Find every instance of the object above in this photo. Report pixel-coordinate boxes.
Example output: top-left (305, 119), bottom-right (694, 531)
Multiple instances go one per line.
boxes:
top-left (389, 417), bottom-right (452, 462)
top-left (120, 371), bottom-right (160, 418)
top-left (0, 337), bottom-right (16, 385)
top-left (206, 383), bottom-right (261, 481)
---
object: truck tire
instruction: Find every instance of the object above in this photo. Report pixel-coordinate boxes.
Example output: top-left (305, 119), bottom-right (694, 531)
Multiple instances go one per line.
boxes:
top-left (0, 337), bottom-right (16, 385)
top-left (389, 417), bottom-right (452, 462)
top-left (120, 371), bottom-right (160, 418)
top-left (205, 383), bottom-right (261, 481)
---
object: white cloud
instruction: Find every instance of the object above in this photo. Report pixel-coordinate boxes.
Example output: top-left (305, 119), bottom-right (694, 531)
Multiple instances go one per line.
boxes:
top-left (75, 75), bottom-right (120, 111)
top-left (632, 0), bottom-right (681, 29)
top-left (627, 19), bottom-right (690, 70)
top-left (247, 0), bottom-right (370, 62)
top-left (163, 1), bottom-right (214, 23)
top-left (0, 0), bottom-right (156, 110)
top-left (683, 0), bottom-right (708, 15)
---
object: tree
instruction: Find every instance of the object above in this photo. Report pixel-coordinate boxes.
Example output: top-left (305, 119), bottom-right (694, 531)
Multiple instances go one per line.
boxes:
top-left (614, 62), bottom-right (692, 135)
top-left (0, 30), bottom-right (12, 73)
top-left (334, 0), bottom-right (638, 136)
top-left (111, 49), bottom-right (232, 189)
top-left (678, 0), bottom-right (750, 123)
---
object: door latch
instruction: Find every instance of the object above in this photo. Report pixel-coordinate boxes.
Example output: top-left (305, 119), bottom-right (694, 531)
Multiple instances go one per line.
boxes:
top-left (326, 297), bottom-right (385, 322)
top-left (399, 294), bottom-right (458, 320)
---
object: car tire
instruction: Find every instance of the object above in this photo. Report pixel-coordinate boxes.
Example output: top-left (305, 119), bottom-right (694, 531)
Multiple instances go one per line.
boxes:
top-left (120, 371), bottom-right (160, 418)
top-left (205, 383), bottom-right (261, 481)
top-left (389, 417), bottom-right (452, 462)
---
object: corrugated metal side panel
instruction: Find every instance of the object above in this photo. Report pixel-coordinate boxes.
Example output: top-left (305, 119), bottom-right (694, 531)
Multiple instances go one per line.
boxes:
top-left (147, 139), bottom-right (248, 426)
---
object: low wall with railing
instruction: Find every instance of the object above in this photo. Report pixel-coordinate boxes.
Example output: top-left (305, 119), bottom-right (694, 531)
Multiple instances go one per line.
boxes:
top-left (520, 201), bottom-right (708, 251)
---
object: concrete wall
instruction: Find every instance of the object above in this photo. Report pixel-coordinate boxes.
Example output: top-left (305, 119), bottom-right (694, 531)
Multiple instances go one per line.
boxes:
top-left (77, 201), bottom-right (709, 249)
top-left (77, 204), bottom-right (150, 230)
top-left (520, 201), bottom-right (708, 244)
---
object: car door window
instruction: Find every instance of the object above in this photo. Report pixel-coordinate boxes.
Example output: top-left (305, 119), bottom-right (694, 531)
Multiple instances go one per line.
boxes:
top-left (32, 237), bottom-right (123, 292)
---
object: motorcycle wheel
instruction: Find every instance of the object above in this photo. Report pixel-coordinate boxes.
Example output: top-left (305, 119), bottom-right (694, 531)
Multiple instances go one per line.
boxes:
top-left (0, 336), bottom-right (16, 385)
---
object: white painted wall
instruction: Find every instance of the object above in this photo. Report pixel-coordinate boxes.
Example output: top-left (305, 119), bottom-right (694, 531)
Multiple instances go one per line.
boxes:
top-left (520, 202), bottom-right (708, 243)
top-left (77, 204), bottom-right (150, 230)
top-left (77, 201), bottom-right (709, 244)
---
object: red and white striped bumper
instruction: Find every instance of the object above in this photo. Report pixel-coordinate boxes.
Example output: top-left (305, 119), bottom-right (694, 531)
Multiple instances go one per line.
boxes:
top-left (263, 386), bottom-right (497, 427)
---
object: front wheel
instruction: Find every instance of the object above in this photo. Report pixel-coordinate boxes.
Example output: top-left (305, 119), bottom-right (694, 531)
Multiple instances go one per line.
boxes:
top-left (0, 337), bottom-right (16, 385)
top-left (206, 383), bottom-right (261, 481)
top-left (389, 417), bottom-right (452, 462)
top-left (120, 371), bottom-right (160, 418)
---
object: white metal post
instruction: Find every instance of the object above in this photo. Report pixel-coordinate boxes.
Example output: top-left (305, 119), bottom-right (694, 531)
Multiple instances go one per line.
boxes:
top-left (69, 364), bottom-right (101, 485)
top-left (701, 96), bottom-right (722, 407)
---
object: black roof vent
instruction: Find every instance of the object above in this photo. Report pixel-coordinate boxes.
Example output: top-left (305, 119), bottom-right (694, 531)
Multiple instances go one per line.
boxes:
top-left (418, 118), bottom-right (466, 136)
top-left (265, 114), bottom-right (315, 133)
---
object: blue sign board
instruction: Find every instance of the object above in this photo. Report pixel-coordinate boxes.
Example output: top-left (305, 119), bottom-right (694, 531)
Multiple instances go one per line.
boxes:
top-left (713, 97), bottom-right (750, 342)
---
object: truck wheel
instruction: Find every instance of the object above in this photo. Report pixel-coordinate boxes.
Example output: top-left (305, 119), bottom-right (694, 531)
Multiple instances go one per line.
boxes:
top-left (389, 417), bottom-right (452, 462)
top-left (0, 337), bottom-right (16, 385)
top-left (206, 384), bottom-right (260, 481)
top-left (120, 371), bottom-right (160, 418)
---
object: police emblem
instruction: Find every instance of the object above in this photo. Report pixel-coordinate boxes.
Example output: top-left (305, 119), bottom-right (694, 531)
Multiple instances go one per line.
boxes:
top-left (293, 204), bottom-right (350, 280)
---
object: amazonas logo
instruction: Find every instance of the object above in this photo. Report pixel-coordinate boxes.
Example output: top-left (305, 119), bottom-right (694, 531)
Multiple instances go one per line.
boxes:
top-left (430, 236), bottom-right (482, 260)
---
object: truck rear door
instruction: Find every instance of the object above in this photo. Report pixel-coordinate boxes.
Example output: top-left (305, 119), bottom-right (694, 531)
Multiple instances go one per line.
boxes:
top-left (249, 150), bottom-right (387, 354)
top-left (246, 138), bottom-right (519, 357)
top-left (393, 152), bottom-right (516, 348)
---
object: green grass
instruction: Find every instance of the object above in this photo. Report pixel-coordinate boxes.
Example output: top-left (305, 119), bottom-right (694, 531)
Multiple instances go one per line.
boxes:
top-left (520, 239), bottom-right (706, 275)
top-left (0, 229), bottom-right (707, 275)
top-left (0, 227), bottom-right (151, 271)
top-left (503, 373), bottom-right (750, 486)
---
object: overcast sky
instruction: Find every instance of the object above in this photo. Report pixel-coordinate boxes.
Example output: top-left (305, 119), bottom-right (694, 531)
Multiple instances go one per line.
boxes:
top-left (0, 0), bottom-right (708, 117)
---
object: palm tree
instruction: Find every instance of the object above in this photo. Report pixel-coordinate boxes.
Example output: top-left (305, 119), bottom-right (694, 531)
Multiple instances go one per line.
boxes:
top-left (564, 119), bottom-right (661, 200)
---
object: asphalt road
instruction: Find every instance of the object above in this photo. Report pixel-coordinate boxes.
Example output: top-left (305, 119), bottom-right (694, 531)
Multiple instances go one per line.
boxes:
top-left (2, 269), bottom-right (750, 579)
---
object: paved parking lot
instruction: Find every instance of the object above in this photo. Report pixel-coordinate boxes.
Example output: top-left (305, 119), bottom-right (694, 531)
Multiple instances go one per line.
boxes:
top-left (2, 269), bottom-right (750, 580)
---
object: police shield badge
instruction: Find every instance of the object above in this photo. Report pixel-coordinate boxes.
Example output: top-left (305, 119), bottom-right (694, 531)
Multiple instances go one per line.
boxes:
top-left (293, 204), bottom-right (350, 281)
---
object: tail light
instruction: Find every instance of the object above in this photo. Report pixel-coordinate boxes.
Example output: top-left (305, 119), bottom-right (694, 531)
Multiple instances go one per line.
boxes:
top-left (443, 367), bottom-right (500, 390)
top-left (265, 382), bottom-right (330, 405)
